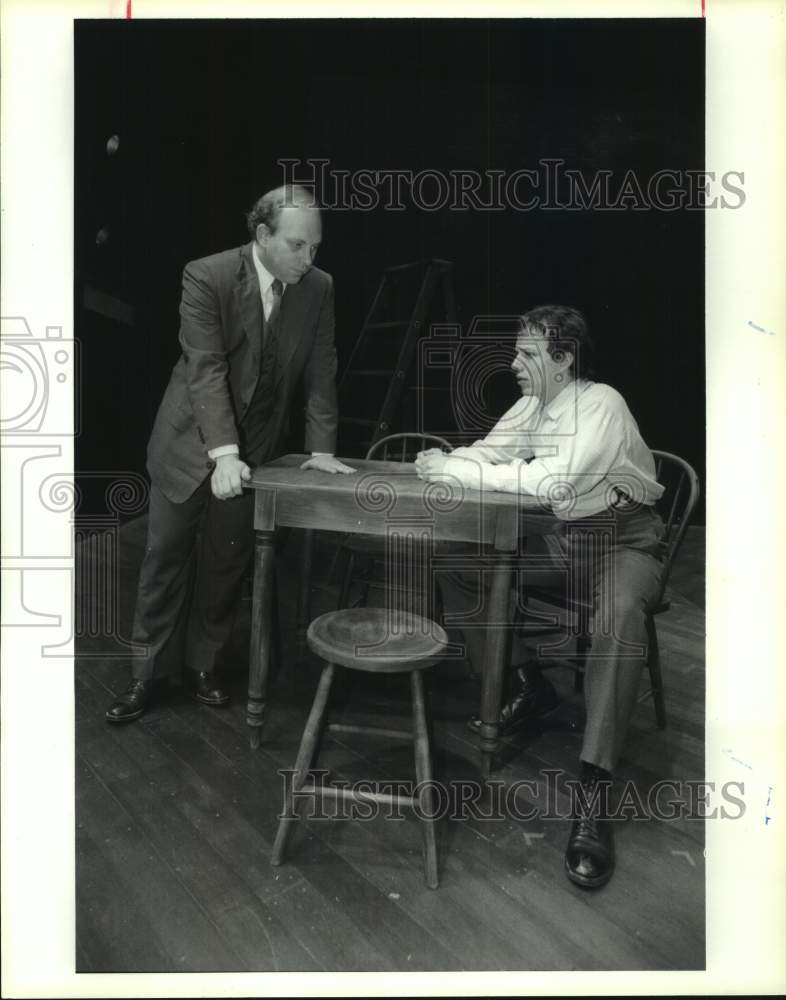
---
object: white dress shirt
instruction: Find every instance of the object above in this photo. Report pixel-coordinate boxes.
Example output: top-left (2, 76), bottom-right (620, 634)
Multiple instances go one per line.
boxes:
top-left (439, 379), bottom-right (664, 519)
top-left (252, 243), bottom-right (287, 322)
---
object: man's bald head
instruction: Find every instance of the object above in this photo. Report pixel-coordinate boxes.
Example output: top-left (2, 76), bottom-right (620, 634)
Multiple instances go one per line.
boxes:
top-left (246, 184), bottom-right (320, 237)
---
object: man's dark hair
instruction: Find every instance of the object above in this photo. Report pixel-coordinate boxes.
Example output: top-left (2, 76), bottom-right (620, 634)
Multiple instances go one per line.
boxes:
top-left (519, 304), bottom-right (596, 380)
top-left (246, 184), bottom-right (321, 238)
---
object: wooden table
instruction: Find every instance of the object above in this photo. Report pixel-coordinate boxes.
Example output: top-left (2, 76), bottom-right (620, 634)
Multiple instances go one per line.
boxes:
top-left (246, 454), bottom-right (559, 775)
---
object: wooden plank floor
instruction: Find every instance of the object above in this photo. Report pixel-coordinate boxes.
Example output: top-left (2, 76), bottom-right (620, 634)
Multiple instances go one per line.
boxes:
top-left (75, 520), bottom-right (706, 972)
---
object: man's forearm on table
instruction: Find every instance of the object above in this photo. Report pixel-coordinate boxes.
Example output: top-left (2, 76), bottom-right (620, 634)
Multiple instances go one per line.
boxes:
top-left (440, 455), bottom-right (535, 495)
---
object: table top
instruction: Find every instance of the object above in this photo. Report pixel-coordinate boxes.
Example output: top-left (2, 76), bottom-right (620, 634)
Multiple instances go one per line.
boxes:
top-left (249, 455), bottom-right (558, 546)
top-left (250, 454), bottom-right (546, 511)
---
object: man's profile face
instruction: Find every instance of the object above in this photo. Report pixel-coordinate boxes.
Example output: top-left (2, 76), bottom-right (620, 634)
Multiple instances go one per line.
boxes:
top-left (511, 331), bottom-right (572, 402)
top-left (256, 206), bottom-right (322, 284)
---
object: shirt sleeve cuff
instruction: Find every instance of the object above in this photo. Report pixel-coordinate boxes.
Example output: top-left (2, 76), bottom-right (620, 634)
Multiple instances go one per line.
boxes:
top-left (311, 452), bottom-right (333, 457)
top-left (441, 456), bottom-right (523, 493)
top-left (207, 444), bottom-right (240, 460)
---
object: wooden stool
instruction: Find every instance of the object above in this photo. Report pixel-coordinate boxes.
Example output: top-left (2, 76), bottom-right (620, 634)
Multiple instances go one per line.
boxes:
top-left (271, 607), bottom-right (449, 889)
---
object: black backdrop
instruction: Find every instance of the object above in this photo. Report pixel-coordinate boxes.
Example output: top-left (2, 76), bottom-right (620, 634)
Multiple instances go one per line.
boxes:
top-left (75, 18), bottom-right (705, 518)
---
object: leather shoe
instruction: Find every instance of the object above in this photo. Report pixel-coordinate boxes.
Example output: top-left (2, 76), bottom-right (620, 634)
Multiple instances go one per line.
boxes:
top-left (467, 666), bottom-right (562, 736)
top-left (188, 670), bottom-right (230, 707)
top-left (564, 765), bottom-right (615, 889)
top-left (105, 679), bottom-right (153, 724)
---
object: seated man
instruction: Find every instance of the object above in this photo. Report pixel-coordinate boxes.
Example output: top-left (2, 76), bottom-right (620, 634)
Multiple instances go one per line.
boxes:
top-left (415, 304), bottom-right (666, 890)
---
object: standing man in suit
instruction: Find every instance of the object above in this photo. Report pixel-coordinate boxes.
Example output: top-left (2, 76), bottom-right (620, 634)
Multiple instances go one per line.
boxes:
top-left (106, 185), bottom-right (354, 723)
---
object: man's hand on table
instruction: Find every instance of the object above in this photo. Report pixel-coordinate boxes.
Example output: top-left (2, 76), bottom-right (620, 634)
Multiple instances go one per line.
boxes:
top-left (211, 454), bottom-right (252, 499)
top-left (300, 455), bottom-right (357, 475)
top-left (414, 449), bottom-right (451, 480)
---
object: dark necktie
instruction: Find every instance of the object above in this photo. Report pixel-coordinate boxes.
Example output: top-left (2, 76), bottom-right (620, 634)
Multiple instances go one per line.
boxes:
top-left (264, 278), bottom-right (283, 345)
top-left (242, 278), bottom-right (283, 463)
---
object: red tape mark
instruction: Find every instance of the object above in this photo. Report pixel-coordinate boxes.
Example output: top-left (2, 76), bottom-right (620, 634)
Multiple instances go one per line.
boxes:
top-left (126, 0), bottom-right (132, 17)
top-left (702, 0), bottom-right (705, 16)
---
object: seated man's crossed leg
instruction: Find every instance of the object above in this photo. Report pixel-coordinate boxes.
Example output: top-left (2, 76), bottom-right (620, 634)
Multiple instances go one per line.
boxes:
top-left (438, 505), bottom-right (665, 889)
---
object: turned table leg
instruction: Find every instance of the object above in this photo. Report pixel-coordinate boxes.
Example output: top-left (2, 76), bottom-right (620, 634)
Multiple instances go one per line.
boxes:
top-left (295, 528), bottom-right (315, 656)
top-left (247, 528), bottom-right (276, 748)
top-left (479, 561), bottom-right (514, 777)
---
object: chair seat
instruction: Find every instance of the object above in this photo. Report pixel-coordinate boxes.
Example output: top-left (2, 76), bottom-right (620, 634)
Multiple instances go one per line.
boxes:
top-left (307, 608), bottom-right (449, 673)
top-left (525, 586), bottom-right (670, 617)
top-left (525, 586), bottom-right (592, 614)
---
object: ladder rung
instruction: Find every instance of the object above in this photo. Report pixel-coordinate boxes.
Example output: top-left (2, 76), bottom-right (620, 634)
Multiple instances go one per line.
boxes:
top-left (383, 258), bottom-right (453, 274)
top-left (363, 320), bottom-right (410, 330)
top-left (355, 578), bottom-right (434, 592)
top-left (317, 784), bottom-right (416, 810)
top-left (384, 261), bottom-right (426, 273)
top-left (328, 722), bottom-right (411, 741)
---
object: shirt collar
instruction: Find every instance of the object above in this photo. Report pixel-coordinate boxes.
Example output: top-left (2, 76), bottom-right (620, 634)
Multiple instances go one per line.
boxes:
top-left (251, 243), bottom-right (286, 296)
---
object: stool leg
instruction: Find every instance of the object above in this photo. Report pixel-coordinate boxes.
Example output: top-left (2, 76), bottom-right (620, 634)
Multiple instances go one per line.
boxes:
top-left (271, 662), bottom-right (335, 866)
top-left (411, 669), bottom-right (439, 889)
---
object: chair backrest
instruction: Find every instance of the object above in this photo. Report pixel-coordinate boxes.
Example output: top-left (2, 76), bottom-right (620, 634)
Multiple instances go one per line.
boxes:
top-left (366, 432), bottom-right (453, 463)
top-left (651, 449), bottom-right (700, 593)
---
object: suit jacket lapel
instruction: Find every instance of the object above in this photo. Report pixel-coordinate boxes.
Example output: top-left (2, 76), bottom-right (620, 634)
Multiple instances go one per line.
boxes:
top-left (233, 243), bottom-right (263, 372)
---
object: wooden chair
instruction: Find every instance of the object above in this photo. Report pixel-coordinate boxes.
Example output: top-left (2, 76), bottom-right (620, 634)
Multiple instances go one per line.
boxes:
top-left (519, 450), bottom-right (700, 728)
top-left (271, 608), bottom-right (449, 888)
top-left (336, 432), bottom-right (453, 616)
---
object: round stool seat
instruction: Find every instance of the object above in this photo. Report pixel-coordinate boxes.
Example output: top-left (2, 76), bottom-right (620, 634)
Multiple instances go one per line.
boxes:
top-left (307, 608), bottom-right (449, 673)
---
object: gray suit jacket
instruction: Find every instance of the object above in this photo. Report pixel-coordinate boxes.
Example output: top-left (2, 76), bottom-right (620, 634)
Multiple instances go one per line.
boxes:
top-left (147, 242), bottom-right (338, 502)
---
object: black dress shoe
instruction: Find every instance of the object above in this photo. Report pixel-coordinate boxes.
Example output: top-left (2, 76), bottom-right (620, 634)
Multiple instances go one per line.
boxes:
top-left (188, 670), bottom-right (230, 706)
top-left (467, 667), bottom-right (562, 736)
top-left (105, 679), bottom-right (153, 724)
top-left (565, 765), bottom-right (615, 889)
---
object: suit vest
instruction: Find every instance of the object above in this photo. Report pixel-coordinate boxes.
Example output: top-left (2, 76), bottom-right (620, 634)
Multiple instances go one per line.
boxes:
top-left (239, 309), bottom-right (284, 464)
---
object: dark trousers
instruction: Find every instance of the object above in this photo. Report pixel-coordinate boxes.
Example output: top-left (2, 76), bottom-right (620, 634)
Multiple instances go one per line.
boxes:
top-left (438, 505), bottom-right (666, 772)
top-left (131, 478), bottom-right (255, 680)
